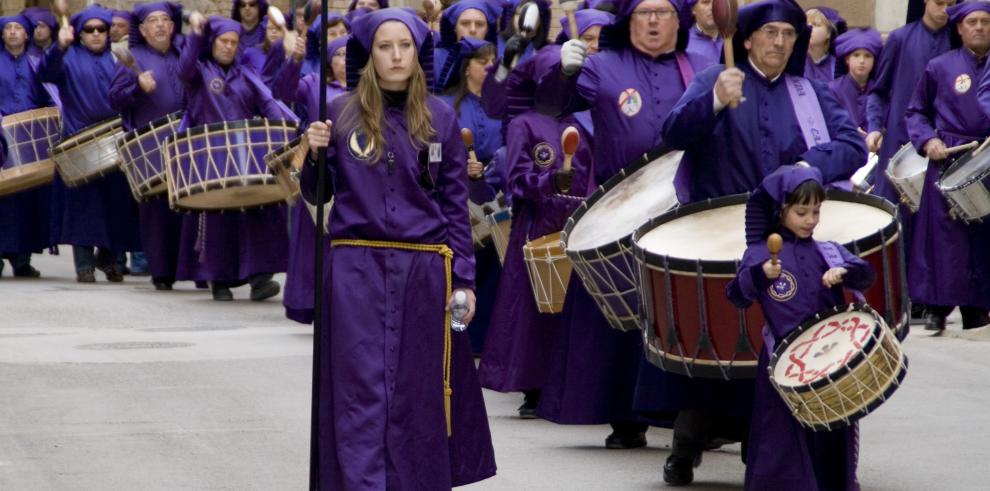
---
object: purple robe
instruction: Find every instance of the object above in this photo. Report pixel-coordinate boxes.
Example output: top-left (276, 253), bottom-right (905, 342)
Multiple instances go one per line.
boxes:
top-left (828, 74), bottom-right (871, 130)
top-left (172, 30), bottom-right (292, 282)
top-left (803, 53), bottom-right (836, 82)
top-left (866, 20), bottom-right (950, 204)
top-left (727, 232), bottom-right (871, 490)
top-left (904, 48), bottom-right (990, 310)
top-left (300, 92), bottom-right (496, 488)
top-left (109, 38), bottom-right (187, 282)
top-left (686, 26), bottom-right (723, 70)
top-left (663, 62), bottom-right (866, 203)
top-left (477, 111), bottom-right (593, 392)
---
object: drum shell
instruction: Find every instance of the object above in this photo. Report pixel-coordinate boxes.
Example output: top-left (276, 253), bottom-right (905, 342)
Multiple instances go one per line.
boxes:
top-left (52, 118), bottom-right (124, 187)
top-left (0, 107), bottom-right (61, 197)
top-left (633, 191), bottom-right (909, 379)
top-left (885, 143), bottom-right (928, 213)
top-left (117, 111), bottom-right (184, 201)
top-left (937, 147), bottom-right (990, 222)
top-left (522, 232), bottom-right (572, 314)
top-left (485, 209), bottom-right (512, 265)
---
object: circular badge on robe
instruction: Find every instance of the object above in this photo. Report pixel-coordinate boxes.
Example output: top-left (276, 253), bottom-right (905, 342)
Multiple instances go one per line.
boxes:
top-left (532, 142), bottom-right (556, 168)
top-left (955, 73), bottom-right (972, 95)
top-left (347, 129), bottom-right (375, 160)
top-left (208, 77), bottom-right (225, 94)
top-left (768, 271), bottom-right (798, 302)
top-left (618, 88), bottom-right (643, 117)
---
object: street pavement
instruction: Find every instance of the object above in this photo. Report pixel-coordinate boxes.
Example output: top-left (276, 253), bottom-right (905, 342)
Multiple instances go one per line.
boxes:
top-left (1, 253), bottom-right (988, 490)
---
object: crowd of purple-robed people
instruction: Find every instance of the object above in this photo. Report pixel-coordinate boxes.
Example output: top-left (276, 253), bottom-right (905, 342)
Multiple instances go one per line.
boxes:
top-left (5, 0), bottom-right (990, 488)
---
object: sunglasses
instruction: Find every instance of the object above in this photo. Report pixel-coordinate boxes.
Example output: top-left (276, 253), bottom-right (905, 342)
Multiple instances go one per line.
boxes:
top-left (82, 25), bottom-right (108, 34)
top-left (240, 2), bottom-right (259, 8)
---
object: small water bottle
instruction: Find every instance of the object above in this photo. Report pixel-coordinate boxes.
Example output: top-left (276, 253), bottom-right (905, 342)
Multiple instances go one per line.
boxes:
top-left (450, 290), bottom-right (469, 332)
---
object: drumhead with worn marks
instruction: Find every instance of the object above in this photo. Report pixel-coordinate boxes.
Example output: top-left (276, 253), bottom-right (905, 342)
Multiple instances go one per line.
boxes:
top-left (636, 200), bottom-right (894, 261)
top-left (888, 143), bottom-right (928, 178)
top-left (772, 310), bottom-right (876, 387)
top-left (941, 150), bottom-right (990, 187)
top-left (567, 151), bottom-right (681, 251)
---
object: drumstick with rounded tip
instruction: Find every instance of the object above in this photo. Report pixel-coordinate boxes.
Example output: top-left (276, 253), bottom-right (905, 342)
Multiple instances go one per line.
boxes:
top-left (111, 43), bottom-right (143, 75)
top-left (767, 233), bottom-right (783, 266)
top-left (267, 6), bottom-right (299, 58)
top-left (561, 126), bottom-right (580, 173)
top-left (53, 0), bottom-right (70, 30)
top-left (713, 0), bottom-right (741, 109)
top-left (944, 141), bottom-right (979, 156)
top-left (560, 0), bottom-right (580, 40)
top-left (461, 128), bottom-right (478, 162)
top-left (423, 0), bottom-right (439, 31)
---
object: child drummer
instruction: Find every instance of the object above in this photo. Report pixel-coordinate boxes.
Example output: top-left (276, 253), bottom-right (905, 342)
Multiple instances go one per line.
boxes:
top-left (726, 165), bottom-right (874, 490)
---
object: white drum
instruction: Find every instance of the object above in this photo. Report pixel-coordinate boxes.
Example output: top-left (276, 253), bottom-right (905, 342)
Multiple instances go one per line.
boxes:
top-left (937, 145), bottom-right (990, 222)
top-left (884, 143), bottom-right (928, 212)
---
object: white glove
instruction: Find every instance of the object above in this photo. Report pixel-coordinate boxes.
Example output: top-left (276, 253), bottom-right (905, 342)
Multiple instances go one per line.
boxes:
top-left (560, 39), bottom-right (588, 77)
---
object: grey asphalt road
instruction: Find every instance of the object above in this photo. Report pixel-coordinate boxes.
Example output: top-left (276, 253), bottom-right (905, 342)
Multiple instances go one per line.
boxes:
top-left (1, 253), bottom-right (987, 490)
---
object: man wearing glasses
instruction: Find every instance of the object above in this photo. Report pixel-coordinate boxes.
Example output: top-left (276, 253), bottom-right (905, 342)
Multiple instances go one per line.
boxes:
top-left (231, 0), bottom-right (269, 50)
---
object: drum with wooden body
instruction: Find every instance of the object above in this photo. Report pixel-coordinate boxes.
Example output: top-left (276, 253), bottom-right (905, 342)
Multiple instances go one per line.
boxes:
top-left (632, 191), bottom-right (908, 379)
top-left (523, 232), bottom-right (572, 314)
top-left (264, 137), bottom-right (330, 232)
top-left (0, 107), bottom-right (61, 197)
top-left (885, 142), bottom-right (928, 212)
top-left (469, 194), bottom-right (509, 249)
top-left (52, 117), bottom-right (124, 187)
top-left (937, 144), bottom-right (990, 222)
top-left (485, 208), bottom-right (512, 265)
top-left (118, 111), bottom-right (184, 200)
top-left (769, 303), bottom-right (907, 431)
top-left (166, 119), bottom-right (297, 211)
top-left (560, 148), bottom-right (682, 331)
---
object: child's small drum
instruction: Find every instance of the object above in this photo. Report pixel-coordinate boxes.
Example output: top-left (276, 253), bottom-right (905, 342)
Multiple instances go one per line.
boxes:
top-left (523, 232), bottom-right (572, 314)
top-left (165, 119), bottom-right (297, 211)
top-left (118, 111), bottom-right (184, 200)
top-left (769, 304), bottom-right (908, 431)
top-left (884, 142), bottom-right (928, 212)
top-left (486, 209), bottom-right (512, 265)
top-left (937, 144), bottom-right (990, 222)
top-left (0, 107), bottom-right (61, 197)
top-left (52, 117), bottom-right (124, 187)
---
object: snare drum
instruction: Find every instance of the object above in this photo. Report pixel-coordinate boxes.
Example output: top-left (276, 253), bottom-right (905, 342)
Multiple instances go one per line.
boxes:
top-left (469, 194), bottom-right (508, 249)
top-left (0, 107), bottom-right (61, 197)
top-left (486, 208), bottom-right (512, 265)
top-left (522, 232), bottom-right (572, 314)
top-left (632, 191), bottom-right (908, 379)
top-left (166, 119), bottom-right (297, 211)
top-left (561, 148), bottom-right (682, 331)
top-left (937, 145), bottom-right (990, 222)
top-left (118, 111), bottom-right (184, 200)
top-left (885, 143), bottom-right (928, 212)
top-left (52, 117), bottom-right (125, 187)
top-left (769, 304), bottom-right (907, 431)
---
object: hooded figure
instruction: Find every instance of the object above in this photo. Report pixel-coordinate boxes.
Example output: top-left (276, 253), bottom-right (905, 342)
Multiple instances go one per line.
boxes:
top-left (685, 0), bottom-right (724, 69)
top-left (726, 165), bottom-right (873, 490)
top-left (435, 0), bottom-right (500, 84)
top-left (22, 7), bottom-right (57, 58)
top-left (555, 8), bottom-right (615, 44)
top-left (230, 0), bottom-right (269, 49)
top-left (827, 28), bottom-right (882, 129)
top-left (301, 12), bottom-right (350, 76)
top-left (347, 0), bottom-right (390, 11)
top-left (907, 1), bottom-right (990, 331)
top-left (298, 8), bottom-right (496, 488)
top-left (803, 6), bottom-right (846, 82)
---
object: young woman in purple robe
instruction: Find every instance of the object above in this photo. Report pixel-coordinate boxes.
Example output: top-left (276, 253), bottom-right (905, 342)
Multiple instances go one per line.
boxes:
top-left (727, 164), bottom-right (873, 491)
top-left (803, 6), bottom-right (845, 82)
top-left (174, 14), bottom-right (296, 301)
top-left (301, 13), bottom-right (350, 76)
top-left (231, 0), bottom-right (268, 49)
top-left (39, 6), bottom-right (142, 283)
top-left (905, 1), bottom-right (990, 332)
top-left (827, 28), bottom-right (882, 131)
top-left (301, 8), bottom-right (496, 488)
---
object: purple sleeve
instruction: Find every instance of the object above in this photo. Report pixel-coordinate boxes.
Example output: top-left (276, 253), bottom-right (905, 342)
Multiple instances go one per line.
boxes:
top-left (505, 119), bottom-right (556, 201)
top-left (178, 33), bottom-right (204, 84)
top-left (661, 65), bottom-right (722, 149)
top-left (904, 63), bottom-right (939, 154)
top-left (108, 63), bottom-right (140, 112)
top-left (300, 148), bottom-right (337, 204)
top-left (261, 41), bottom-right (288, 88)
top-left (480, 64), bottom-right (507, 120)
top-left (534, 63), bottom-right (593, 117)
top-left (271, 56), bottom-right (304, 103)
top-left (726, 247), bottom-right (771, 309)
top-left (437, 113), bottom-right (476, 290)
top-left (37, 43), bottom-right (67, 85)
top-left (866, 31), bottom-right (899, 133)
top-left (979, 59), bottom-right (990, 119)
top-left (798, 81), bottom-right (867, 183)
top-left (834, 242), bottom-right (875, 292)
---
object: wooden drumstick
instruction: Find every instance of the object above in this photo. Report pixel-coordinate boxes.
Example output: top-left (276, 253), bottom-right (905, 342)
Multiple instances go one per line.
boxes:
top-left (111, 43), bottom-right (143, 75)
top-left (267, 6), bottom-right (299, 59)
top-left (945, 140), bottom-right (979, 156)
top-left (53, 0), bottom-right (70, 30)
top-left (767, 233), bottom-right (783, 266)
top-left (561, 126), bottom-right (580, 173)
top-left (423, 0), bottom-right (439, 31)
top-left (560, 0), bottom-right (580, 40)
top-left (713, 0), bottom-right (740, 109)
top-left (460, 128), bottom-right (478, 163)
top-left (975, 136), bottom-right (990, 156)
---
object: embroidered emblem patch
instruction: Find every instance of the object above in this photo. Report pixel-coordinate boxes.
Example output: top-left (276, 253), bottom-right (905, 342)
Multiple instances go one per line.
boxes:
top-left (768, 271), bottom-right (798, 302)
top-left (618, 88), bottom-right (642, 117)
top-left (955, 73), bottom-right (972, 95)
top-left (533, 142), bottom-right (556, 167)
top-left (347, 129), bottom-right (375, 160)
top-left (208, 77), bottom-right (225, 94)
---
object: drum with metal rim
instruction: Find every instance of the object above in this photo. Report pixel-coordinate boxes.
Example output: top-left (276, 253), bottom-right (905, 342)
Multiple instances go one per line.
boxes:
top-left (0, 107), bottom-right (61, 197)
top-left (632, 190), bottom-right (908, 379)
top-left (769, 303), bottom-right (907, 431)
top-left (937, 144), bottom-right (990, 222)
top-left (560, 147), bottom-right (682, 331)
top-left (52, 117), bottom-right (124, 187)
top-left (118, 111), bottom-right (184, 201)
top-left (885, 142), bottom-right (928, 212)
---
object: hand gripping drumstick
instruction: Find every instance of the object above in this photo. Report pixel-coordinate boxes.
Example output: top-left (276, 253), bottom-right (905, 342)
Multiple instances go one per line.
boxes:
top-left (561, 126), bottom-right (580, 173)
top-left (560, 0), bottom-right (580, 40)
top-left (423, 0), bottom-right (440, 31)
top-left (767, 233), bottom-right (783, 266)
top-left (111, 44), bottom-right (143, 75)
top-left (945, 140), bottom-right (979, 156)
top-left (712, 0), bottom-right (740, 109)
top-left (461, 128), bottom-right (478, 163)
top-left (53, 0), bottom-right (71, 30)
top-left (267, 6), bottom-right (300, 60)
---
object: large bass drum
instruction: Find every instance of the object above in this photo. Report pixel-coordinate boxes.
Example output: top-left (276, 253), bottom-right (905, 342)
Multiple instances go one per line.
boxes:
top-left (0, 107), bottom-right (61, 197)
top-left (118, 111), bottom-right (184, 201)
top-left (51, 117), bottom-right (124, 187)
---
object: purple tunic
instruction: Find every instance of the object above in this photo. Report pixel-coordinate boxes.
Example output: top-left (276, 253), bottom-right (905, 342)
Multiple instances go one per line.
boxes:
top-left (477, 111), bottom-right (593, 392)
top-left (301, 92), bottom-right (496, 488)
top-left (686, 26), bottom-right (723, 70)
top-left (828, 74), bottom-right (871, 130)
top-left (803, 53), bottom-right (836, 82)
top-left (904, 48), bottom-right (990, 310)
top-left (172, 30), bottom-right (292, 282)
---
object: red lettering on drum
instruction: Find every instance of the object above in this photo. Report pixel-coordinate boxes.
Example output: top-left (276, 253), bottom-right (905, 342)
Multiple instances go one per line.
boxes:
top-left (782, 315), bottom-right (872, 385)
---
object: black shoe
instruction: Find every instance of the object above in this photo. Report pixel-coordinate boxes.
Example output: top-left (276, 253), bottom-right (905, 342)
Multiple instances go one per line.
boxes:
top-left (13, 265), bottom-right (41, 278)
top-left (962, 312), bottom-right (990, 330)
top-left (104, 266), bottom-right (124, 283)
top-left (924, 314), bottom-right (946, 335)
top-left (154, 281), bottom-right (173, 291)
top-left (663, 454), bottom-right (700, 486)
top-left (605, 430), bottom-right (647, 449)
top-left (212, 286), bottom-right (234, 301)
top-left (77, 269), bottom-right (96, 283)
top-left (250, 280), bottom-right (280, 301)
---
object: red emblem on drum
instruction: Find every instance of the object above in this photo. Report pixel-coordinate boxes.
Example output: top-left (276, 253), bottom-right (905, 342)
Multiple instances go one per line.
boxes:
top-left (782, 315), bottom-right (873, 384)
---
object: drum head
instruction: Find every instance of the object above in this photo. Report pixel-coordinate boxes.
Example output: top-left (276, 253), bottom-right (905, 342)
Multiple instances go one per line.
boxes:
top-left (940, 146), bottom-right (990, 189)
top-left (54, 118), bottom-right (121, 151)
top-left (772, 307), bottom-right (879, 388)
top-left (566, 150), bottom-right (682, 252)
top-left (889, 143), bottom-right (928, 178)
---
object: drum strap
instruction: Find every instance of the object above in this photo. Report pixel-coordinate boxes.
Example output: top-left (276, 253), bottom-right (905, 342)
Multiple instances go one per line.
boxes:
top-left (816, 240), bottom-right (867, 303)
top-left (330, 238), bottom-right (456, 438)
top-left (675, 52), bottom-right (695, 89)
top-left (785, 75), bottom-right (830, 150)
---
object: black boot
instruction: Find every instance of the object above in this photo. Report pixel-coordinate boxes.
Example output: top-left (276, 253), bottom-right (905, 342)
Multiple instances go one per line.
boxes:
top-left (517, 390), bottom-right (540, 419)
top-left (663, 454), bottom-right (701, 486)
top-left (605, 423), bottom-right (647, 449)
top-left (961, 307), bottom-right (990, 330)
top-left (249, 274), bottom-right (280, 301)
top-left (924, 313), bottom-right (946, 335)
top-left (211, 282), bottom-right (234, 301)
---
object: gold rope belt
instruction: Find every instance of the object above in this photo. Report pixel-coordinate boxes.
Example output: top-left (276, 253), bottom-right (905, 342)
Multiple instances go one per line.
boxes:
top-left (330, 239), bottom-right (455, 437)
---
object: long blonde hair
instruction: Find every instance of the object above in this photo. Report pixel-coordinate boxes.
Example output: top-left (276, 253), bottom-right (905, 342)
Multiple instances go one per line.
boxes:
top-left (341, 54), bottom-right (436, 163)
